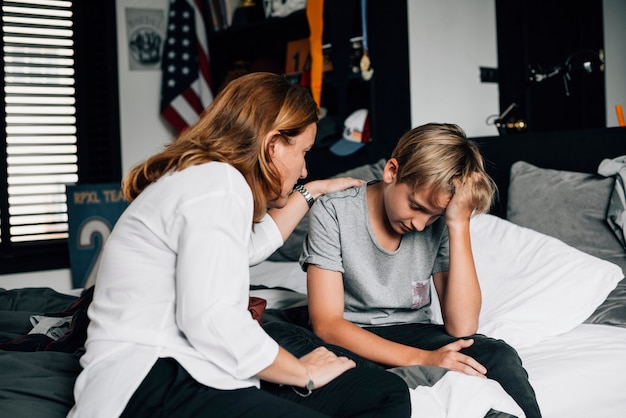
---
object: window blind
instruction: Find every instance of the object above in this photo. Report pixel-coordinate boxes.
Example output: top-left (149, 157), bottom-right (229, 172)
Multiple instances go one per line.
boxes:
top-left (2, 0), bottom-right (77, 244)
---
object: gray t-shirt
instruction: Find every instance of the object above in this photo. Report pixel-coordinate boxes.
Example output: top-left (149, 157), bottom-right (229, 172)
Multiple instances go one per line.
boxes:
top-left (300, 182), bottom-right (449, 327)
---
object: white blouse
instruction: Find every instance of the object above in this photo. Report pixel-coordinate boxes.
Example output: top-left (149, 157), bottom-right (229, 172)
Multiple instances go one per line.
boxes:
top-left (68, 162), bottom-right (283, 418)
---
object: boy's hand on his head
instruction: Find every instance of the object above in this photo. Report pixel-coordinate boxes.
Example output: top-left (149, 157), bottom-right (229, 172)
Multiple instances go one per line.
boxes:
top-left (444, 174), bottom-right (480, 224)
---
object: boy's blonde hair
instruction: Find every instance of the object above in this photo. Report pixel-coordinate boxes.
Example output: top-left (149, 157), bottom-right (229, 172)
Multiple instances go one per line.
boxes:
top-left (391, 123), bottom-right (496, 214)
top-left (122, 72), bottom-right (319, 222)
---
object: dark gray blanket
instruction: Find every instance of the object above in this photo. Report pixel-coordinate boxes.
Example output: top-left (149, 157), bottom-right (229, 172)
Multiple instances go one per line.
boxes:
top-left (0, 350), bottom-right (80, 418)
top-left (0, 287), bottom-right (83, 418)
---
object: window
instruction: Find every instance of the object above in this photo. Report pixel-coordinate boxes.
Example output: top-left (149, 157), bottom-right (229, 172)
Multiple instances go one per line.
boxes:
top-left (1, 0), bottom-right (121, 274)
top-left (3, 0), bottom-right (77, 247)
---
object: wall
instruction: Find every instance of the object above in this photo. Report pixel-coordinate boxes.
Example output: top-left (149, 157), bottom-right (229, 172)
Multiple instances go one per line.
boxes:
top-left (2, 0), bottom-right (625, 292)
top-left (407, 0), bottom-right (626, 135)
top-left (604, 0), bottom-right (626, 127)
top-left (408, 1), bottom-right (499, 137)
top-left (116, 0), bottom-right (175, 173)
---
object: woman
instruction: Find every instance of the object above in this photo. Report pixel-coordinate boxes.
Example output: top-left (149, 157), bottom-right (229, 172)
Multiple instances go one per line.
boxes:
top-left (68, 72), bottom-right (410, 418)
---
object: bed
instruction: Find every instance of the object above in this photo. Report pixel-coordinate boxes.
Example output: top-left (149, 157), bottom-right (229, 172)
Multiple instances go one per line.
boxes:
top-left (1, 127), bottom-right (626, 417)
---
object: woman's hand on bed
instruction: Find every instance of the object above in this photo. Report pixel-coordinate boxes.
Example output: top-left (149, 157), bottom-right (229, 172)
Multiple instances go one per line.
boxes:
top-left (299, 346), bottom-right (356, 388)
top-left (421, 339), bottom-right (487, 378)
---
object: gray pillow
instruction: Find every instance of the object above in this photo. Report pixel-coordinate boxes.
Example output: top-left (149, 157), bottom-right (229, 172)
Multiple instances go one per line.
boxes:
top-left (507, 161), bottom-right (624, 260)
top-left (506, 161), bottom-right (626, 328)
top-left (584, 254), bottom-right (626, 328)
top-left (268, 159), bottom-right (387, 262)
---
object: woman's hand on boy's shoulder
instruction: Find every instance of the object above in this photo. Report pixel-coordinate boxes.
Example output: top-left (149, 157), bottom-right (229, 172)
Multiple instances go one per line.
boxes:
top-left (306, 178), bottom-right (366, 200)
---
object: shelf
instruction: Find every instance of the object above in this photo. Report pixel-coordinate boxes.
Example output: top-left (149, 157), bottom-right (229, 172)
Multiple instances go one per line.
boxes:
top-left (218, 9), bottom-right (308, 36)
top-left (207, 1), bottom-right (411, 177)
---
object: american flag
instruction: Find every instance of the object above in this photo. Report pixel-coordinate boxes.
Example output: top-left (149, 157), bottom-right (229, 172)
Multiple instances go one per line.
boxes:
top-left (160, 0), bottom-right (214, 133)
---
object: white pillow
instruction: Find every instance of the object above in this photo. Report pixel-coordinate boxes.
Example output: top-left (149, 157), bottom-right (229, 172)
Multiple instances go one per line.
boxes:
top-left (250, 260), bottom-right (307, 294)
top-left (431, 214), bottom-right (623, 349)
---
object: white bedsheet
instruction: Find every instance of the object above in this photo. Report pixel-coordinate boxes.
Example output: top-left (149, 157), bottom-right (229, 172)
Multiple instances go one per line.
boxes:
top-left (250, 260), bottom-right (307, 296)
top-left (518, 324), bottom-right (626, 418)
top-left (250, 261), bottom-right (308, 310)
top-left (396, 368), bottom-right (524, 418)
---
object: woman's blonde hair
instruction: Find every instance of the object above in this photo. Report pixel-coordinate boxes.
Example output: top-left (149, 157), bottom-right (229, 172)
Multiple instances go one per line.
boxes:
top-left (122, 72), bottom-right (319, 222)
top-left (391, 123), bottom-right (496, 214)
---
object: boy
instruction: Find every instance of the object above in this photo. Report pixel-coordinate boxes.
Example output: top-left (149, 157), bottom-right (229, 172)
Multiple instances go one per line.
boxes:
top-left (267, 123), bottom-right (541, 417)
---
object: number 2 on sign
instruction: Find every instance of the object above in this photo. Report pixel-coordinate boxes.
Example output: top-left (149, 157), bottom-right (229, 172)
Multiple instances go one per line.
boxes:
top-left (79, 218), bottom-right (111, 289)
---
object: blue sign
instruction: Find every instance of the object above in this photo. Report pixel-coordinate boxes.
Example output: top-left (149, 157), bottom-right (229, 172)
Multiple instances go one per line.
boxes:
top-left (66, 183), bottom-right (129, 289)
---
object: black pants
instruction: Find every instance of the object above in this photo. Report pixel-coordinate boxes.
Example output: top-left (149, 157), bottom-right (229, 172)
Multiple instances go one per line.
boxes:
top-left (120, 357), bottom-right (410, 418)
top-left (265, 320), bottom-right (542, 418)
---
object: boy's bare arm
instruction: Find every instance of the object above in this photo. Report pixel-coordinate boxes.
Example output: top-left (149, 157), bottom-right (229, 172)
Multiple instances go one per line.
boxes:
top-left (307, 265), bottom-right (486, 376)
top-left (435, 178), bottom-right (482, 337)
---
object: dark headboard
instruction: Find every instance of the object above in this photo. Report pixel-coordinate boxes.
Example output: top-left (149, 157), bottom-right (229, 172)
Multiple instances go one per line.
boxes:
top-left (473, 127), bottom-right (626, 218)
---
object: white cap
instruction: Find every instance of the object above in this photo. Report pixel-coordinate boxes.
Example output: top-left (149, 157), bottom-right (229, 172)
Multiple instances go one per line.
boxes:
top-left (329, 109), bottom-right (372, 156)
